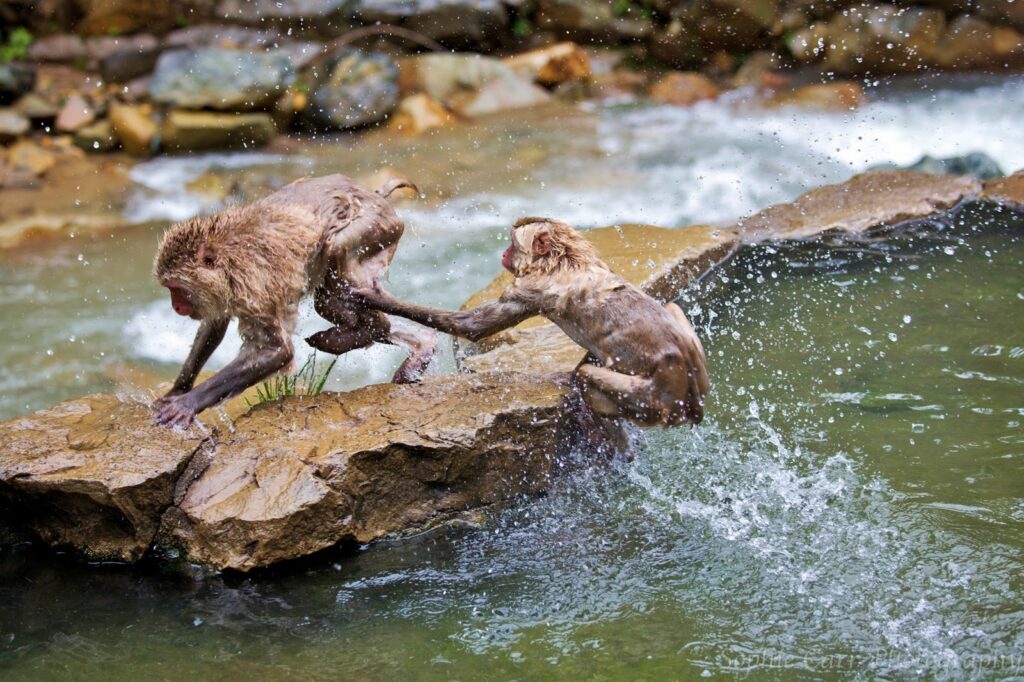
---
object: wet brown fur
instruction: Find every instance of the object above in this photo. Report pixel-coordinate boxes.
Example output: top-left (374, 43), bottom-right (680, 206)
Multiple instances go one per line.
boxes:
top-left (151, 174), bottom-right (437, 428)
top-left (355, 217), bottom-right (710, 432)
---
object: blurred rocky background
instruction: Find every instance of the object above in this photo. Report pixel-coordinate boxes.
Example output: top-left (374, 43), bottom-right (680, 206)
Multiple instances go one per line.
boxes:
top-left (1, 0), bottom-right (1021, 161)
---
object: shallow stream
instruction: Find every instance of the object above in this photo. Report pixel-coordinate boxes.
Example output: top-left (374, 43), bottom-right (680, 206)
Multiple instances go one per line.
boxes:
top-left (1, 75), bottom-right (1023, 679)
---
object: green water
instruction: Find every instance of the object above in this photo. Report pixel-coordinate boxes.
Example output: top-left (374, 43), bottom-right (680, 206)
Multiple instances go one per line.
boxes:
top-left (2, 209), bottom-right (1022, 680)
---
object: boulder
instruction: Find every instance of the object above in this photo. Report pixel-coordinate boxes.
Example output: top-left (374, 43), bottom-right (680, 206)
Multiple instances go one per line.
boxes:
top-left (0, 109), bottom-right (30, 144)
top-left (305, 49), bottom-right (399, 130)
top-left (459, 224), bottom-right (738, 374)
top-left (6, 139), bottom-right (58, 176)
top-left (935, 15), bottom-right (1024, 70)
top-left (503, 42), bottom-right (591, 87)
top-left (648, 20), bottom-right (705, 68)
top-left (648, 71), bottom-right (720, 106)
top-left (216, 0), bottom-right (352, 28)
top-left (0, 373), bottom-right (580, 571)
top-left (354, 0), bottom-right (509, 46)
top-left (55, 94), bottom-right (97, 133)
top-left (893, 152), bottom-right (1004, 180)
top-left (982, 171), bottom-right (1024, 212)
top-left (99, 46), bottom-right (164, 83)
top-left (732, 170), bottom-right (982, 242)
top-left (0, 394), bottom-right (205, 562)
top-left (13, 93), bottom-right (58, 122)
top-left (768, 81), bottom-right (865, 111)
top-left (108, 102), bottom-right (157, 156)
top-left (388, 93), bottom-right (453, 135)
top-left (149, 48), bottom-right (294, 111)
top-left (978, 0), bottom-right (1024, 30)
top-left (27, 34), bottom-right (87, 63)
top-left (73, 119), bottom-right (120, 152)
top-left (450, 75), bottom-right (551, 117)
top-left (535, 0), bottom-right (654, 42)
top-left (823, 4), bottom-right (946, 74)
top-left (399, 52), bottom-right (515, 101)
top-left (85, 34), bottom-right (160, 69)
top-left (0, 63), bottom-right (36, 105)
top-left (77, 0), bottom-right (183, 35)
top-left (160, 110), bottom-right (277, 152)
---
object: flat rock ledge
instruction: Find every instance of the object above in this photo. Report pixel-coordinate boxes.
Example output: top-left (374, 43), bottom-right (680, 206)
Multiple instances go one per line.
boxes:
top-left (3, 168), bottom-right (1022, 571)
top-left (1, 374), bottom-right (576, 571)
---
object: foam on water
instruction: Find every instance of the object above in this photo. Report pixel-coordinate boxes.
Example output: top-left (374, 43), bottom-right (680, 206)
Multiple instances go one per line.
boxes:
top-left (125, 152), bottom-right (298, 223)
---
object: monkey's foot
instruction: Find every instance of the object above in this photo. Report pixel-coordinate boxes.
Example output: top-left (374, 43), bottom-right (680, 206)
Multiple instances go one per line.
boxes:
top-left (305, 327), bottom-right (373, 355)
top-left (391, 349), bottom-right (434, 384)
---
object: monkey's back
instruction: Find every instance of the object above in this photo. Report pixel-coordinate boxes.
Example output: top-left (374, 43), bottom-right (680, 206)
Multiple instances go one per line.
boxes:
top-left (270, 174), bottom-right (406, 287)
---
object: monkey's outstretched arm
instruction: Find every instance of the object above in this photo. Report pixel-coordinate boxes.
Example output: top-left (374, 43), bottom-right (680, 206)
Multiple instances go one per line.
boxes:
top-left (162, 317), bottom-right (230, 397)
top-left (355, 286), bottom-right (536, 343)
top-left (155, 327), bottom-right (293, 428)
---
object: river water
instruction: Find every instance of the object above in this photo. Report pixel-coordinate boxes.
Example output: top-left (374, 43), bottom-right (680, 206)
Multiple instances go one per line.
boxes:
top-left (1, 75), bottom-right (1023, 679)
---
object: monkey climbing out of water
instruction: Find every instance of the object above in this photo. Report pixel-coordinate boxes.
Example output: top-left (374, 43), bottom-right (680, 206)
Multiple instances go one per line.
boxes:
top-left (352, 217), bottom-right (709, 427)
top-left (152, 174), bottom-right (437, 428)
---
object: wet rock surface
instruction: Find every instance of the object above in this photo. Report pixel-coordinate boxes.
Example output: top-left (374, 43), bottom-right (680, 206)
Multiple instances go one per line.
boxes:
top-left (0, 374), bottom-right (577, 571)
top-left (733, 170), bottom-right (982, 242)
top-left (161, 374), bottom-right (572, 571)
top-left (982, 170), bottom-right (1024, 210)
top-left (0, 395), bottom-right (205, 561)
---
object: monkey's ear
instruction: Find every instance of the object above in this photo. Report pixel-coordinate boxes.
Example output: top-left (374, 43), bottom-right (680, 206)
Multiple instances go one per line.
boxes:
top-left (198, 244), bottom-right (217, 269)
top-left (532, 230), bottom-right (551, 257)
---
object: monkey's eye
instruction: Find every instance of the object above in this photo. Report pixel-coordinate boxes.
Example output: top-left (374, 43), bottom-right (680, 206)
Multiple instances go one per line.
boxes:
top-left (201, 255), bottom-right (216, 268)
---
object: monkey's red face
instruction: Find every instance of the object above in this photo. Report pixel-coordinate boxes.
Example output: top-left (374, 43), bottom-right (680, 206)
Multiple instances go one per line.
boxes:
top-left (501, 244), bottom-right (514, 272)
top-left (163, 280), bottom-right (200, 319)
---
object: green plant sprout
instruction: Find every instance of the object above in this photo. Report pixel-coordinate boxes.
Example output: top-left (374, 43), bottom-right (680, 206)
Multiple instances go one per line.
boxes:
top-left (245, 352), bottom-right (338, 407)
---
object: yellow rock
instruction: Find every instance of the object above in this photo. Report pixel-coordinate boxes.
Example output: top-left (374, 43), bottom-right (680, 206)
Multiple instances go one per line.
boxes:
top-left (648, 72), bottom-right (720, 106)
top-left (503, 42), bottom-right (591, 86)
top-left (769, 82), bottom-right (865, 111)
top-left (388, 93), bottom-right (453, 136)
top-left (109, 102), bottom-right (157, 157)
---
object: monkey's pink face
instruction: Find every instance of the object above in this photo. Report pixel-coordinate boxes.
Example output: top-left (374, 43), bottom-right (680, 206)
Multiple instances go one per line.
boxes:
top-left (501, 244), bottom-right (515, 272)
top-left (163, 280), bottom-right (200, 319)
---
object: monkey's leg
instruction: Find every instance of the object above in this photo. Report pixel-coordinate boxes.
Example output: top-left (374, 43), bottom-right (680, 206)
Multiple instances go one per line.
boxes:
top-left (384, 315), bottom-right (437, 384)
top-left (306, 326), bottom-right (377, 355)
top-left (576, 364), bottom-right (663, 426)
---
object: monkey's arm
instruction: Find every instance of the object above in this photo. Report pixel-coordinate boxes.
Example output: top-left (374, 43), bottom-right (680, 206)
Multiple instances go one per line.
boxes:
top-left (155, 326), bottom-right (293, 428)
top-left (355, 286), bottom-right (536, 343)
top-left (160, 317), bottom-right (230, 397)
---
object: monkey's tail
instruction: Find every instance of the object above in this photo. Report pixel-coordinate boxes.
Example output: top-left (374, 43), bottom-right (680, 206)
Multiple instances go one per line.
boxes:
top-left (377, 178), bottom-right (419, 200)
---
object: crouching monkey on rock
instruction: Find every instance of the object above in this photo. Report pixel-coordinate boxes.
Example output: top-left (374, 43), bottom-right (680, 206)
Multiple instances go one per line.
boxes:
top-left (151, 174), bottom-right (437, 428)
top-left (353, 217), bottom-right (710, 428)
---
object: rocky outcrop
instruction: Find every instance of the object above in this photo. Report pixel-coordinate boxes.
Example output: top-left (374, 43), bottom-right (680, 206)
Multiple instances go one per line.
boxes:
top-left (0, 374), bottom-right (579, 570)
top-left (0, 395), bottom-right (205, 561)
top-left (160, 374), bottom-right (571, 570)
top-left (733, 170), bottom-right (982, 242)
top-left (982, 170), bottom-right (1024, 211)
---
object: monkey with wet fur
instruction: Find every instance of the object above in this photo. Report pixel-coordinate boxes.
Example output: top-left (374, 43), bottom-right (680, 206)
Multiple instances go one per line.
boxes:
top-left (352, 217), bottom-right (709, 427)
top-left (152, 174), bottom-right (437, 428)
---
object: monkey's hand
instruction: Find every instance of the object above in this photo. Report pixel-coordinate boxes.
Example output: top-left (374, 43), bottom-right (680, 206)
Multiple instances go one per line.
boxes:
top-left (154, 393), bottom-right (199, 429)
top-left (349, 280), bottom-right (391, 308)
